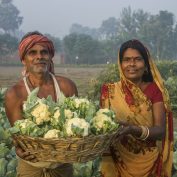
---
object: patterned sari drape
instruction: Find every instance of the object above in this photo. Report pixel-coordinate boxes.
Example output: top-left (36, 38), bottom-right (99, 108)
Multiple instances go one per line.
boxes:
top-left (100, 58), bottom-right (173, 177)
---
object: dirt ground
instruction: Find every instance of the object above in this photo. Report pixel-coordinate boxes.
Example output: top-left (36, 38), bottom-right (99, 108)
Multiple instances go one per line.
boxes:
top-left (0, 66), bottom-right (104, 96)
top-left (0, 66), bottom-right (176, 130)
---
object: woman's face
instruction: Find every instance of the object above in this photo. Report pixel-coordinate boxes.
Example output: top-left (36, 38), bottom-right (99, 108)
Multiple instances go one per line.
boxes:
top-left (121, 48), bottom-right (146, 84)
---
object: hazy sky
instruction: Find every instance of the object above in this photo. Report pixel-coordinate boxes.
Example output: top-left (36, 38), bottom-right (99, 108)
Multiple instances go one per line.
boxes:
top-left (13, 0), bottom-right (177, 38)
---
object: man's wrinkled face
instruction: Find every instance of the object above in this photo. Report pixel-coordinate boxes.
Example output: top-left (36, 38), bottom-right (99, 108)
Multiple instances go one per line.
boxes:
top-left (22, 44), bottom-right (51, 74)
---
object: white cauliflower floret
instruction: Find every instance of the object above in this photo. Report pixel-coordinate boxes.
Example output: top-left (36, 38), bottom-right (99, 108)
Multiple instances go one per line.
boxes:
top-left (91, 113), bottom-right (118, 134)
top-left (65, 117), bottom-right (90, 137)
top-left (18, 119), bottom-right (34, 129)
top-left (64, 109), bottom-right (73, 119)
top-left (92, 114), bottom-right (112, 129)
top-left (96, 108), bottom-right (110, 115)
top-left (74, 98), bottom-right (90, 108)
top-left (52, 109), bottom-right (73, 126)
top-left (53, 109), bottom-right (60, 120)
top-left (31, 101), bottom-right (51, 125)
top-left (44, 129), bottom-right (60, 138)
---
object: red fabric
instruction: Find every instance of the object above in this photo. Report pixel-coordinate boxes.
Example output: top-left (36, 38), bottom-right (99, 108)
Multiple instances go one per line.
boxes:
top-left (121, 80), bottom-right (134, 106)
top-left (18, 34), bottom-right (55, 74)
top-left (143, 82), bottom-right (163, 104)
top-left (168, 112), bottom-right (174, 141)
top-left (19, 34), bottom-right (55, 61)
top-left (100, 84), bottom-right (109, 108)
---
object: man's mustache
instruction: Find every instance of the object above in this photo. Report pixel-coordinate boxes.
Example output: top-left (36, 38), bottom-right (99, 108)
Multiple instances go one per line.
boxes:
top-left (33, 59), bottom-right (49, 64)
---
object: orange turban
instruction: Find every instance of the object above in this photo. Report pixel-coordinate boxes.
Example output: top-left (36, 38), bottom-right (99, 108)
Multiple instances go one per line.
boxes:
top-left (19, 34), bottom-right (55, 74)
top-left (18, 34), bottom-right (55, 61)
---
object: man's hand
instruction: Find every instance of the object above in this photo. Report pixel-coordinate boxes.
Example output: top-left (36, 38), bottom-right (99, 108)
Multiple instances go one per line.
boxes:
top-left (13, 140), bottom-right (38, 162)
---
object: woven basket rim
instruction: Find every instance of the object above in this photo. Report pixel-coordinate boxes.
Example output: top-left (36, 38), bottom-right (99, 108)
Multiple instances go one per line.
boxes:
top-left (13, 131), bottom-right (117, 141)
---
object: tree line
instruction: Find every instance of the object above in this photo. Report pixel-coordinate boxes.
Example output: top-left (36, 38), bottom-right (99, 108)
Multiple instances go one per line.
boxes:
top-left (0, 0), bottom-right (177, 64)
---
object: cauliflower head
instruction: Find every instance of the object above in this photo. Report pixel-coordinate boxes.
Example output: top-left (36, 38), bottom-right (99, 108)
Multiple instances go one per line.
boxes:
top-left (31, 101), bottom-right (51, 125)
top-left (74, 98), bottom-right (90, 108)
top-left (44, 129), bottom-right (60, 138)
top-left (11, 119), bottom-right (44, 137)
top-left (65, 118), bottom-right (90, 137)
top-left (91, 113), bottom-right (118, 134)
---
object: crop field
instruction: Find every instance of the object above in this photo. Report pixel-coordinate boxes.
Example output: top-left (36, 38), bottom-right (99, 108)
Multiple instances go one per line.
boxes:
top-left (0, 66), bottom-right (104, 96)
top-left (0, 66), bottom-right (103, 96)
top-left (0, 66), bottom-right (176, 130)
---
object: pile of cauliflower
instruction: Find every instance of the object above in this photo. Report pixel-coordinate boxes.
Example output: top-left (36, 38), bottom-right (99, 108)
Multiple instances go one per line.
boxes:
top-left (10, 88), bottom-right (118, 139)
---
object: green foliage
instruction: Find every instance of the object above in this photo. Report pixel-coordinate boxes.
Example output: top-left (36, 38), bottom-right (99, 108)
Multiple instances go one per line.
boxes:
top-left (0, 0), bottom-right (23, 33)
top-left (0, 88), bottom-right (17, 177)
top-left (0, 34), bottom-right (18, 56)
top-left (156, 60), bottom-right (177, 80)
top-left (45, 33), bottom-right (62, 53)
top-left (67, 8), bottom-right (177, 63)
top-left (70, 23), bottom-right (100, 40)
top-left (63, 33), bottom-right (105, 64)
top-left (73, 158), bottom-right (101, 177)
top-left (88, 64), bottom-right (119, 100)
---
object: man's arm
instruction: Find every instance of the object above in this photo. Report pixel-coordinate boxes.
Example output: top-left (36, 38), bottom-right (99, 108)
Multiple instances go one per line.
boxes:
top-left (4, 87), bottom-right (23, 126)
top-left (5, 86), bottom-right (38, 162)
top-left (57, 76), bottom-right (78, 97)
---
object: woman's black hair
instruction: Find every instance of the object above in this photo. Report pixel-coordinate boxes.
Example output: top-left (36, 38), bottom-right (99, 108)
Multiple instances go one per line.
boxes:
top-left (119, 39), bottom-right (153, 82)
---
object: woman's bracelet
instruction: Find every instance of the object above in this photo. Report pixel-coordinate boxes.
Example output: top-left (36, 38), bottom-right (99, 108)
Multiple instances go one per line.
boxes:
top-left (135, 125), bottom-right (149, 140)
top-left (141, 126), bottom-right (149, 141)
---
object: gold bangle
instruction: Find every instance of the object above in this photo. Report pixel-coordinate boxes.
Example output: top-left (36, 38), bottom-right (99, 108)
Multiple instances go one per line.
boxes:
top-left (135, 126), bottom-right (147, 140)
top-left (141, 127), bottom-right (149, 141)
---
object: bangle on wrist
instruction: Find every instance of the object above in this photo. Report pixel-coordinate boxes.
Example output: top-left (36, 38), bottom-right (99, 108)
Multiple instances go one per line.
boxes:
top-left (135, 125), bottom-right (149, 140)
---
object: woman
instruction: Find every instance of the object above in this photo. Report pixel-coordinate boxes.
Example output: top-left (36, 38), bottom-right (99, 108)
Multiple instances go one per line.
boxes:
top-left (100, 40), bottom-right (173, 177)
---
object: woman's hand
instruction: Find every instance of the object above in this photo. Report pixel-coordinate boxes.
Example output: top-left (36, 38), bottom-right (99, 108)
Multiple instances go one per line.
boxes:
top-left (13, 140), bottom-right (38, 162)
top-left (117, 121), bottom-right (133, 136)
top-left (113, 121), bottom-right (142, 142)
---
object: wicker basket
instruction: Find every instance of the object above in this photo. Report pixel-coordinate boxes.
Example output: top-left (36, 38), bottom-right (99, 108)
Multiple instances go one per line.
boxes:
top-left (13, 132), bottom-right (117, 163)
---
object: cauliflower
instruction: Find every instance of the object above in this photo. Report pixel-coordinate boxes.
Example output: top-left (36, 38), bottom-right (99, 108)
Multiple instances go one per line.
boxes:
top-left (53, 108), bottom-right (73, 121)
top-left (10, 119), bottom-right (44, 137)
top-left (65, 118), bottom-right (90, 137)
top-left (96, 108), bottom-right (115, 120)
top-left (44, 129), bottom-right (60, 138)
top-left (64, 109), bottom-right (74, 119)
top-left (31, 101), bottom-right (51, 125)
top-left (18, 119), bottom-right (34, 129)
top-left (91, 113), bottom-right (118, 134)
top-left (74, 98), bottom-right (90, 108)
top-left (53, 109), bottom-right (60, 120)
top-left (96, 108), bottom-right (110, 115)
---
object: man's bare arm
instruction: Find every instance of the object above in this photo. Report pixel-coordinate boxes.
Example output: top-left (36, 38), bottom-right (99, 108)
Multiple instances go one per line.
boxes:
top-left (4, 88), bottom-right (23, 126)
top-left (57, 76), bottom-right (78, 97)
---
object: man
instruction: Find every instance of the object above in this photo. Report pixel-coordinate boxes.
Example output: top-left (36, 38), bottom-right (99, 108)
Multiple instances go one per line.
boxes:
top-left (5, 31), bottom-right (78, 177)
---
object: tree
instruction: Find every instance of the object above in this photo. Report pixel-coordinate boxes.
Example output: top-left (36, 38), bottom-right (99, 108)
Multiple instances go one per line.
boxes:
top-left (0, 33), bottom-right (18, 65)
top-left (119, 7), bottom-right (137, 41)
top-left (70, 23), bottom-right (99, 39)
top-left (99, 17), bottom-right (119, 40)
top-left (45, 33), bottom-right (62, 53)
top-left (140, 11), bottom-right (175, 59)
top-left (0, 0), bottom-right (23, 33)
top-left (63, 33), bottom-right (104, 64)
top-left (63, 33), bottom-right (78, 64)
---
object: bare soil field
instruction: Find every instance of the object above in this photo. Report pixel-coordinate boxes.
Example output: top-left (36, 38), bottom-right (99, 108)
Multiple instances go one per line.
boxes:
top-left (0, 66), bottom-right (103, 96)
